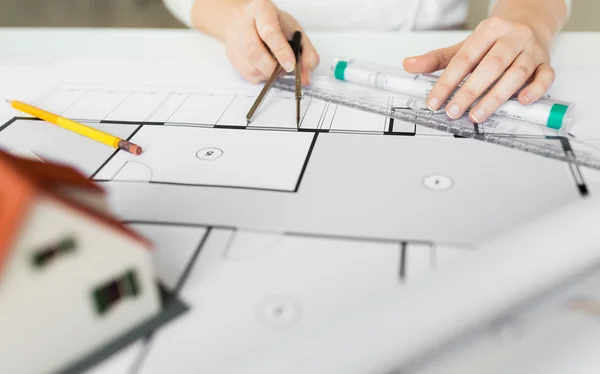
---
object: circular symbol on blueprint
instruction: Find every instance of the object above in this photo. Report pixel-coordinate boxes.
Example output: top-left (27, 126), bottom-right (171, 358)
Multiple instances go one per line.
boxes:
top-left (255, 294), bottom-right (303, 331)
top-left (422, 174), bottom-right (453, 191)
top-left (196, 147), bottom-right (223, 161)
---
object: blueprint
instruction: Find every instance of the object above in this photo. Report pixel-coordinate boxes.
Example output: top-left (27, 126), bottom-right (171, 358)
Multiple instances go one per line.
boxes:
top-left (0, 58), bottom-right (598, 373)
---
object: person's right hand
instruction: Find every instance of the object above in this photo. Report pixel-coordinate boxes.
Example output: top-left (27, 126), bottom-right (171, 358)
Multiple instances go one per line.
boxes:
top-left (224, 0), bottom-right (320, 85)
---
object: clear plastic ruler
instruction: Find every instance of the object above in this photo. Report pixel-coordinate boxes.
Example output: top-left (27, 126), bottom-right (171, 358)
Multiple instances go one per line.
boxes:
top-left (274, 76), bottom-right (600, 171)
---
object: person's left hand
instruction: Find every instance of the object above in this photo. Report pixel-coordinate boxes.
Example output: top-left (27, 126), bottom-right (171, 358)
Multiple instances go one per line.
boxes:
top-left (403, 16), bottom-right (554, 123)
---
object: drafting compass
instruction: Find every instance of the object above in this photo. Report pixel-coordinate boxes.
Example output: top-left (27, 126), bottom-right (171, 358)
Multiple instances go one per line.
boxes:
top-left (246, 31), bottom-right (303, 128)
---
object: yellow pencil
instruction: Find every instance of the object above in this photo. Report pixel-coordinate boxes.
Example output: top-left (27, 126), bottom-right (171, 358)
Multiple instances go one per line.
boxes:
top-left (6, 100), bottom-right (142, 155)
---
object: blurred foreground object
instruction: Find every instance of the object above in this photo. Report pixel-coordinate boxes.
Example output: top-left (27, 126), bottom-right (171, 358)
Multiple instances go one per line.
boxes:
top-left (217, 195), bottom-right (600, 374)
top-left (0, 150), bottom-right (161, 374)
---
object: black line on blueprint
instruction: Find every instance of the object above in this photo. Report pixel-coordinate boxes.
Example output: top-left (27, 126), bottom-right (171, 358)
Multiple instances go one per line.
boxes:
top-left (89, 124), bottom-right (144, 180)
top-left (214, 124), bottom-right (248, 130)
top-left (294, 133), bottom-right (319, 192)
top-left (384, 131), bottom-right (418, 137)
top-left (386, 107), bottom-right (416, 136)
top-left (60, 88), bottom-right (89, 115)
top-left (144, 92), bottom-right (172, 122)
top-left (129, 228), bottom-right (212, 374)
top-left (0, 117), bottom-right (17, 133)
top-left (317, 101), bottom-right (327, 129)
top-left (298, 96), bottom-right (313, 128)
top-left (287, 230), bottom-right (425, 246)
top-left (122, 220), bottom-right (431, 247)
top-left (329, 130), bottom-right (384, 135)
top-left (143, 122), bottom-right (166, 126)
top-left (326, 103), bottom-right (339, 131)
top-left (145, 181), bottom-right (296, 193)
top-left (221, 227), bottom-right (240, 259)
top-left (15, 116), bottom-right (42, 121)
top-left (386, 97), bottom-right (393, 133)
top-left (298, 127), bottom-right (329, 133)
top-left (473, 123), bottom-right (480, 134)
top-left (173, 227), bottom-right (212, 296)
top-left (32, 82), bottom-right (62, 107)
top-left (558, 136), bottom-right (589, 197)
top-left (214, 95), bottom-right (236, 125)
top-left (247, 126), bottom-right (297, 132)
top-left (163, 122), bottom-right (214, 129)
top-left (399, 242), bottom-right (407, 282)
top-left (100, 120), bottom-right (147, 125)
top-left (164, 93), bottom-right (191, 123)
top-left (89, 152), bottom-right (118, 180)
top-left (123, 220), bottom-right (237, 232)
top-left (95, 178), bottom-right (297, 193)
top-left (102, 92), bottom-right (133, 122)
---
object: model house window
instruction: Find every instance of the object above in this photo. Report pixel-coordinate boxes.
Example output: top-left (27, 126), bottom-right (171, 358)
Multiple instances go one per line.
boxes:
top-left (32, 236), bottom-right (76, 268)
top-left (92, 269), bottom-right (140, 315)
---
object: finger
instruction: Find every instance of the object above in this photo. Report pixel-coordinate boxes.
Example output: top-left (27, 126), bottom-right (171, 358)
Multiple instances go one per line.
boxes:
top-left (517, 64), bottom-right (555, 104)
top-left (242, 60), bottom-right (269, 84)
top-left (468, 53), bottom-right (538, 123)
top-left (300, 35), bottom-right (320, 85)
top-left (254, 1), bottom-right (296, 72)
top-left (242, 25), bottom-right (279, 78)
top-left (445, 34), bottom-right (525, 119)
top-left (227, 45), bottom-right (268, 84)
top-left (426, 27), bottom-right (501, 110)
top-left (403, 42), bottom-right (463, 74)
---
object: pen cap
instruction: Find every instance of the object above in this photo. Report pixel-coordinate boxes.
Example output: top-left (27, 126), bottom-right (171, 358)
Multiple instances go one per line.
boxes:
top-left (331, 58), bottom-right (419, 81)
top-left (553, 100), bottom-right (575, 132)
top-left (533, 97), bottom-right (576, 131)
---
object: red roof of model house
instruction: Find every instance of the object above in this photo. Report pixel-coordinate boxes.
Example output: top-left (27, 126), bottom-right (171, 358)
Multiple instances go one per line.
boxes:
top-left (0, 151), bottom-right (150, 274)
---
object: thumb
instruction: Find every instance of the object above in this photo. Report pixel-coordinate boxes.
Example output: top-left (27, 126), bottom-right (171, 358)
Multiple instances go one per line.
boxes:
top-left (403, 42), bottom-right (463, 74)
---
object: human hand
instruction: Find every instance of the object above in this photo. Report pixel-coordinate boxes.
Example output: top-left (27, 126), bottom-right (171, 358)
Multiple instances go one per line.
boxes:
top-left (403, 16), bottom-right (555, 123)
top-left (224, 0), bottom-right (320, 85)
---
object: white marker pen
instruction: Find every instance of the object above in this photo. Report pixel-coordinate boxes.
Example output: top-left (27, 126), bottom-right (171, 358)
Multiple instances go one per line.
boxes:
top-left (331, 58), bottom-right (574, 131)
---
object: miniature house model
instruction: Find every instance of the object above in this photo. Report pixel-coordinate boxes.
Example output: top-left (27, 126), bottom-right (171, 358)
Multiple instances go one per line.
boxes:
top-left (0, 151), bottom-right (161, 374)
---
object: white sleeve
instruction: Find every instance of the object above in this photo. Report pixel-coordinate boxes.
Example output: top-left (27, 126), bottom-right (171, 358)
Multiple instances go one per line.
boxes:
top-left (162, 0), bottom-right (196, 28)
top-left (488, 0), bottom-right (572, 18)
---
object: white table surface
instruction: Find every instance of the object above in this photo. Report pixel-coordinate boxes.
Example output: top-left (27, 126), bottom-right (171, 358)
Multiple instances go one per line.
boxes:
top-left (1, 28), bottom-right (600, 67)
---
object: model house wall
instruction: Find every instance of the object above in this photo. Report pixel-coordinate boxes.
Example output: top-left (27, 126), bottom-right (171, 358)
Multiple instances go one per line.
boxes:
top-left (0, 195), bottom-right (161, 374)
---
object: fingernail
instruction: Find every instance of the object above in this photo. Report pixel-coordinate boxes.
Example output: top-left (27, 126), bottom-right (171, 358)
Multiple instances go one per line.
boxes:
top-left (446, 104), bottom-right (460, 119)
top-left (522, 95), bottom-right (530, 104)
top-left (427, 97), bottom-right (441, 110)
top-left (283, 61), bottom-right (294, 73)
top-left (470, 108), bottom-right (485, 123)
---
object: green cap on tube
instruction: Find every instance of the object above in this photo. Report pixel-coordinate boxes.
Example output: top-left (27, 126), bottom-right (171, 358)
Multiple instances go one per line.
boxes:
top-left (334, 60), bottom-right (348, 81)
top-left (548, 103), bottom-right (568, 129)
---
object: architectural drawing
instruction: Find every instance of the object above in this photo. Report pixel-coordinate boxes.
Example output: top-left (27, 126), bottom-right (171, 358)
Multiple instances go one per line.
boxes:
top-left (69, 220), bottom-right (467, 374)
top-left (94, 126), bottom-right (317, 191)
top-left (0, 81), bottom-right (592, 373)
top-left (0, 84), bottom-right (586, 244)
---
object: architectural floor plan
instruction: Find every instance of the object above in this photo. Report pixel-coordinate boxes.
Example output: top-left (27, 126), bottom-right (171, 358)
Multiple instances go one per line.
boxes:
top-left (0, 81), bottom-right (590, 374)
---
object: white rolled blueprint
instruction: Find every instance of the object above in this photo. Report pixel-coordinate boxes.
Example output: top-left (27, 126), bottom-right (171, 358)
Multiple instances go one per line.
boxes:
top-left (217, 197), bottom-right (600, 374)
